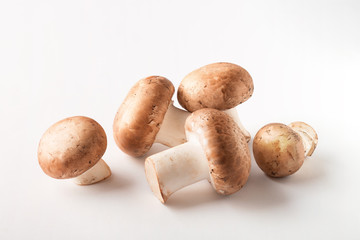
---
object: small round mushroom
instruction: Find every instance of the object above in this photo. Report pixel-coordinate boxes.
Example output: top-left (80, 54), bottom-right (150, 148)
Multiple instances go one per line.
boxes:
top-left (145, 108), bottom-right (251, 204)
top-left (253, 122), bottom-right (318, 178)
top-left (177, 62), bottom-right (254, 142)
top-left (113, 76), bottom-right (190, 157)
top-left (38, 116), bottom-right (111, 185)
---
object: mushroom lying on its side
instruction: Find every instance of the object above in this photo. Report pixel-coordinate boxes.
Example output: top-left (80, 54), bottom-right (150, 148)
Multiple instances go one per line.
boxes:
top-left (253, 122), bottom-right (318, 178)
top-left (38, 116), bottom-right (111, 185)
top-left (145, 108), bottom-right (251, 204)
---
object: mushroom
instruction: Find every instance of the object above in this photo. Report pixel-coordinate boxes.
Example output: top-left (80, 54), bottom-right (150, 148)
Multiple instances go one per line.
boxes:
top-left (177, 62), bottom-right (254, 142)
top-left (145, 108), bottom-right (251, 203)
top-left (252, 122), bottom-right (318, 178)
top-left (113, 76), bottom-right (189, 157)
top-left (38, 116), bottom-right (111, 185)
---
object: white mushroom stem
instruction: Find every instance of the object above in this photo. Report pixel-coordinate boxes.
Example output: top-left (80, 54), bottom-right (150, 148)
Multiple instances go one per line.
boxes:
top-left (155, 103), bottom-right (189, 147)
top-left (145, 138), bottom-right (209, 203)
top-left (288, 122), bottom-right (318, 157)
top-left (73, 159), bottom-right (111, 185)
top-left (155, 103), bottom-right (251, 147)
top-left (223, 107), bottom-right (251, 142)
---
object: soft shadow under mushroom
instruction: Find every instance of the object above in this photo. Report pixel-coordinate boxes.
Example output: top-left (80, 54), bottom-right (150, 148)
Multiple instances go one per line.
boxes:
top-left (89, 173), bottom-right (134, 193)
top-left (271, 154), bottom-right (326, 185)
top-left (229, 171), bottom-right (289, 210)
top-left (62, 172), bottom-right (134, 196)
top-left (164, 170), bottom-right (288, 210)
top-left (165, 181), bottom-right (223, 209)
top-left (231, 153), bottom-right (327, 210)
top-left (159, 161), bottom-right (326, 210)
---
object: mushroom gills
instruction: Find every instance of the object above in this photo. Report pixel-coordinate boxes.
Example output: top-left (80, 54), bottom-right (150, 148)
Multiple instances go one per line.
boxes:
top-left (73, 159), bottom-right (111, 185)
top-left (145, 138), bottom-right (209, 203)
top-left (155, 102), bottom-right (189, 147)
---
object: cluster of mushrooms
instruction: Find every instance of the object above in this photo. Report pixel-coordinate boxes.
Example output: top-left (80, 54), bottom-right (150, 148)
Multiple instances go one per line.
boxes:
top-left (38, 62), bottom-right (318, 204)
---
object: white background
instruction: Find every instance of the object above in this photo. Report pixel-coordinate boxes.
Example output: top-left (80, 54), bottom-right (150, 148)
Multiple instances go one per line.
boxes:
top-left (1, 0), bottom-right (359, 239)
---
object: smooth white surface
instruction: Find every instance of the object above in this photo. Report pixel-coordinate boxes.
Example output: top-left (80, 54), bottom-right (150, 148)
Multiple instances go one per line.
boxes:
top-left (0, 0), bottom-right (359, 239)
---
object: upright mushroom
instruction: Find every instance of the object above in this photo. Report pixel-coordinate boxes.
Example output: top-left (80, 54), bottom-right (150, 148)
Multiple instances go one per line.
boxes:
top-left (145, 108), bottom-right (251, 203)
top-left (253, 121), bottom-right (318, 177)
top-left (177, 62), bottom-right (254, 141)
top-left (38, 116), bottom-right (111, 185)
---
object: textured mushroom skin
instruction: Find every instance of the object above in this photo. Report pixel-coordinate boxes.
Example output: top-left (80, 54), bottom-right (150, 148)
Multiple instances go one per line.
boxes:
top-left (178, 62), bottom-right (254, 112)
top-left (113, 76), bottom-right (175, 157)
top-left (253, 123), bottom-right (305, 177)
top-left (185, 108), bottom-right (251, 195)
top-left (38, 116), bottom-right (107, 179)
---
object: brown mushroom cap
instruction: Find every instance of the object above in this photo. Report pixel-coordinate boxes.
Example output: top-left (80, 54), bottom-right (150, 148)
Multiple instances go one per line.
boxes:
top-left (38, 116), bottom-right (107, 179)
top-left (113, 76), bottom-right (175, 157)
top-left (178, 62), bottom-right (254, 112)
top-left (185, 108), bottom-right (251, 195)
top-left (253, 123), bottom-right (305, 177)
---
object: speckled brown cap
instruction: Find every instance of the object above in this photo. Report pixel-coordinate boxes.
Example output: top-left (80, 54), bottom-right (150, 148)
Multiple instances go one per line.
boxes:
top-left (113, 76), bottom-right (175, 157)
top-left (185, 108), bottom-right (251, 195)
top-left (38, 116), bottom-right (107, 179)
top-left (253, 123), bottom-right (305, 177)
top-left (178, 62), bottom-right (254, 112)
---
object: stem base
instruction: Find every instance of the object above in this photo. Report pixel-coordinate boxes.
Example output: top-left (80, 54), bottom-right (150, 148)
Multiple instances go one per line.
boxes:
top-left (73, 159), bottom-right (111, 185)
